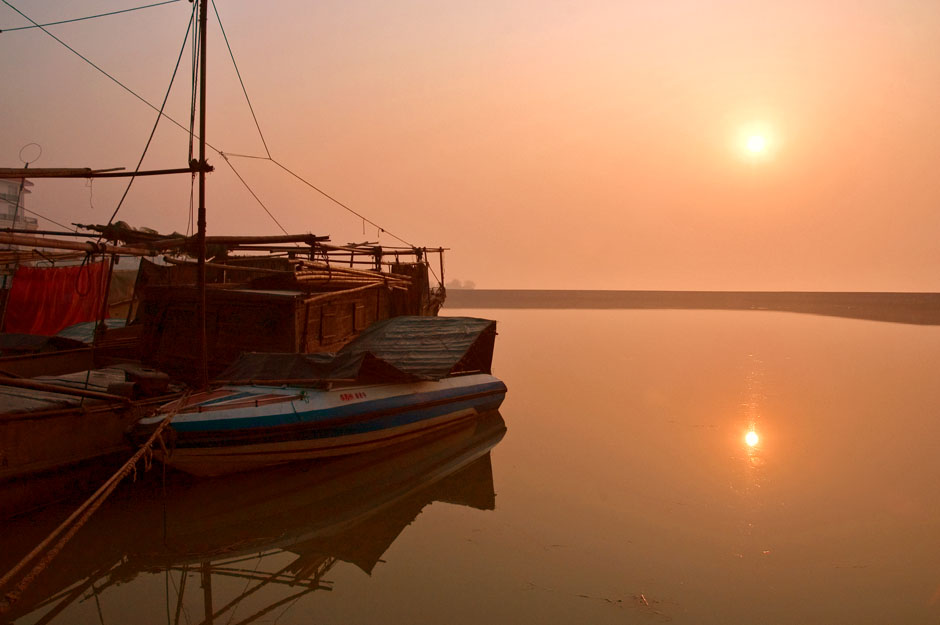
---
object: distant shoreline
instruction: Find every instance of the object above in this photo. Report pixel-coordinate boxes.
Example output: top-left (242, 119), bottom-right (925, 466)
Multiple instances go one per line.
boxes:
top-left (443, 290), bottom-right (940, 325)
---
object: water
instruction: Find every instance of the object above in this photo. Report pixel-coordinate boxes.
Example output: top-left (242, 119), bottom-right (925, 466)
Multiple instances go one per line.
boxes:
top-left (4, 303), bottom-right (940, 624)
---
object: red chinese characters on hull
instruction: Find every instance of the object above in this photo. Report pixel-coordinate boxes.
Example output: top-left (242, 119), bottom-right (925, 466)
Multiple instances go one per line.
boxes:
top-left (339, 392), bottom-right (368, 402)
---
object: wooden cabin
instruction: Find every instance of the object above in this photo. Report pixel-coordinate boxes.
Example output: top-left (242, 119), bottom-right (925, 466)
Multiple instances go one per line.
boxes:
top-left (133, 249), bottom-right (445, 383)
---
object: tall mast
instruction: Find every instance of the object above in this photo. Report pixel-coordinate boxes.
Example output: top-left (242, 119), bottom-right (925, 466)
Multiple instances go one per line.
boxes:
top-left (196, 0), bottom-right (209, 388)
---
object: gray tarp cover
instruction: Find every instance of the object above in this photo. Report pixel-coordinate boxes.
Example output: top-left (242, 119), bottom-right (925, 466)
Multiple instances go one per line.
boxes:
top-left (56, 318), bottom-right (127, 344)
top-left (219, 316), bottom-right (497, 383)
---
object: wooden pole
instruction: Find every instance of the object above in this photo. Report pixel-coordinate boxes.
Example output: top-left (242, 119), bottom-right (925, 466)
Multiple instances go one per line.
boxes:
top-left (0, 167), bottom-right (122, 178)
top-left (0, 377), bottom-right (131, 403)
top-left (196, 0), bottom-right (209, 390)
top-left (0, 233), bottom-right (153, 256)
top-left (201, 561), bottom-right (214, 625)
top-left (0, 166), bottom-right (213, 179)
top-left (93, 255), bottom-right (116, 347)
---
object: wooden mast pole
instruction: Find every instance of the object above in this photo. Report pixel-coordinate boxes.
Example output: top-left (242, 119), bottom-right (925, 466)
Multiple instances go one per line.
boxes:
top-left (196, 0), bottom-right (209, 389)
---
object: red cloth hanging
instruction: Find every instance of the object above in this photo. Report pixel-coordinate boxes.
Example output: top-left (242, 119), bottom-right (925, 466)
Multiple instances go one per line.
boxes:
top-left (3, 262), bottom-right (109, 336)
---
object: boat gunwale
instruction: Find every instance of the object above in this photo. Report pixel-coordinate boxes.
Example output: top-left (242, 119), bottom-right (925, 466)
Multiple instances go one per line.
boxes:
top-left (158, 386), bottom-right (507, 449)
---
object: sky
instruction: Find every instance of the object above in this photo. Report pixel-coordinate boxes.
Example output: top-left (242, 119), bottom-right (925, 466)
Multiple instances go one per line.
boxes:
top-left (2, 0), bottom-right (940, 290)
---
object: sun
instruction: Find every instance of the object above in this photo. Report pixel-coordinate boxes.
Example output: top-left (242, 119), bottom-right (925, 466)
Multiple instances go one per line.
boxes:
top-left (746, 135), bottom-right (767, 154)
top-left (745, 431), bottom-right (759, 447)
top-left (734, 122), bottom-right (776, 160)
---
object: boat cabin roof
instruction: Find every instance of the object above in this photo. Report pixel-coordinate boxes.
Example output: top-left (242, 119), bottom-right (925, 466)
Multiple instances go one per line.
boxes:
top-left (218, 316), bottom-right (498, 384)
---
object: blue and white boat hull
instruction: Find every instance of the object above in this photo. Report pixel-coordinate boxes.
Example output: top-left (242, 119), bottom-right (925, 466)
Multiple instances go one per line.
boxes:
top-left (137, 373), bottom-right (507, 476)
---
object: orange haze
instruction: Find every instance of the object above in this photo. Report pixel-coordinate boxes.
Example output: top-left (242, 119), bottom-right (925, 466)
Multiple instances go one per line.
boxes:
top-left (3, 1), bottom-right (939, 290)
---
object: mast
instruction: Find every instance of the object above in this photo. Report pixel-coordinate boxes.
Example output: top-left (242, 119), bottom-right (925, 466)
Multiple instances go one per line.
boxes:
top-left (196, 0), bottom-right (209, 388)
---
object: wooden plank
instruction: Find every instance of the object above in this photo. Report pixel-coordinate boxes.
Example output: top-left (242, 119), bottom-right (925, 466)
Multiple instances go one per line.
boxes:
top-left (0, 377), bottom-right (130, 403)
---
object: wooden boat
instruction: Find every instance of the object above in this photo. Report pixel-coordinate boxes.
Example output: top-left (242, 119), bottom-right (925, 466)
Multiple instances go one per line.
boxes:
top-left (0, 364), bottom-right (179, 518)
top-left (133, 316), bottom-right (506, 476)
top-left (1, 228), bottom-right (447, 384)
top-left (0, 0), bottom-right (471, 506)
top-left (0, 233), bottom-right (449, 511)
top-left (125, 237), bottom-right (447, 383)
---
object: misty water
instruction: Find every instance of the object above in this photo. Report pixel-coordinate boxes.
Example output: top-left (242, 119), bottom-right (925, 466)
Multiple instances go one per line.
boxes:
top-left (4, 299), bottom-right (940, 624)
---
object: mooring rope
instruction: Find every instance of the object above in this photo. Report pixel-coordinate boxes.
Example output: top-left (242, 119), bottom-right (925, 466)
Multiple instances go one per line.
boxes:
top-left (0, 391), bottom-right (191, 615)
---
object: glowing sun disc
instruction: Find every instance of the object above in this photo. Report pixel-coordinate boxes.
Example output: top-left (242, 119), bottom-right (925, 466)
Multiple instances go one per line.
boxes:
top-left (746, 135), bottom-right (767, 153)
top-left (745, 431), bottom-right (759, 447)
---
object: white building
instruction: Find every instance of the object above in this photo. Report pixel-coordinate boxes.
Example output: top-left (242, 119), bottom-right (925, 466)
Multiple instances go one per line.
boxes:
top-left (0, 178), bottom-right (38, 232)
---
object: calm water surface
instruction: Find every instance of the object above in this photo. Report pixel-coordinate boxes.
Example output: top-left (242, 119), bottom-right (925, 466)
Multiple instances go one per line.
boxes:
top-left (4, 307), bottom-right (940, 624)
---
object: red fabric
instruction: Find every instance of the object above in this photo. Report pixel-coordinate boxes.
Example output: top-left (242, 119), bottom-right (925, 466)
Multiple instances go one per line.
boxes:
top-left (3, 262), bottom-right (109, 335)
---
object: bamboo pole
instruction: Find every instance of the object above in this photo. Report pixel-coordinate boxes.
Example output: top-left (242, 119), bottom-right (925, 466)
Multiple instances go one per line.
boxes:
top-left (0, 167), bottom-right (124, 178)
top-left (149, 233), bottom-right (328, 250)
top-left (0, 233), bottom-right (153, 256)
top-left (0, 251), bottom-right (86, 265)
top-left (94, 255), bottom-right (116, 346)
top-left (0, 377), bottom-right (131, 403)
top-left (1, 228), bottom-right (109, 238)
top-left (162, 256), bottom-right (294, 275)
top-left (0, 166), bottom-right (221, 179)
top-left (294, 274), bottom-right (410, 286)
top-left (294, 262), bottom-right (412, 281)
top-left (302, 283), bottom-right (385, 305)
top-left (160, 257), bottom-right (412, 286)
top-left (162, 257), bottom-right (412, 283)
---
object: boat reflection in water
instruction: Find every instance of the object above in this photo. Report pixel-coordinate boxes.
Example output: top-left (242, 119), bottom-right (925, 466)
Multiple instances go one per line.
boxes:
top-left (0, 411), bottom-right (506, 624)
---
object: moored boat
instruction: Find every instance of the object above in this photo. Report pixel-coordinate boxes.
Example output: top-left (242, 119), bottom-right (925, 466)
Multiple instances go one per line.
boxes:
top-left (133, 316), bottom-right (507, 476)
top-left (0, 0), bottom-right (475, 504)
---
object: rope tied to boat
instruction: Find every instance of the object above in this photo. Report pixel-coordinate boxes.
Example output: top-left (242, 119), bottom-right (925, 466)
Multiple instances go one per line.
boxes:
top-left (0, 391), bottom-right (191, 615)
top-left (143, 444), bottom-right (154, 473)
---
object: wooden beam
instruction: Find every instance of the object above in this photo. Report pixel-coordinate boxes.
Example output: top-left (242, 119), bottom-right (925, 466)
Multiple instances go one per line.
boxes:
top-left (0, 233), bottom-right (153, 256)
top-left (0, 166), bottom-right (212, 179)
top-left (0, 376), bottom-right (131, 403)
top-left (0, 167), bottom-right (123, 178)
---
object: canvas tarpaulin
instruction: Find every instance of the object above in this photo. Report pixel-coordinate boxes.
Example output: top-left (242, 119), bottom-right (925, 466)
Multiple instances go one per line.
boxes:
top-left (219, 316), bottom-right (497, 384)
top-left (2, 261), bottom-right (109, 335)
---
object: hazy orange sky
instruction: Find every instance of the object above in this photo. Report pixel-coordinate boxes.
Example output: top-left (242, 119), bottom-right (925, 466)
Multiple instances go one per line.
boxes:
top-left (3, 1), bottom-right (939, 290)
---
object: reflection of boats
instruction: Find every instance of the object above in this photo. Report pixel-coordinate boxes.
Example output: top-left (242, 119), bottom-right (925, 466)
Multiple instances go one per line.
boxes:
top-left (133, 316), bottom-right (507, 476)
top-left (0, 411), bottom-right (506, 623)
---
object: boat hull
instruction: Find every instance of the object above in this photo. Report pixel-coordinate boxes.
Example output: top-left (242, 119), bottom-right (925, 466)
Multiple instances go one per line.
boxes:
top-left (0, 390), bottom-right (172, 518)
top-left (140, 373), bottom-right (507, 476)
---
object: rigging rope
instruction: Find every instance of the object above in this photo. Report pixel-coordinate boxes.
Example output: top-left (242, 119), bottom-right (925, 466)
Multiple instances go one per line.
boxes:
top-left (212, 0), bottom-right (270, 159)
top-left (268, 158), bottom-right (415, 248)
top-left (204, 2), bottom-right (415, 248)
top-left (0, 196), bottom-right (73, 231)
top-left (104, 3), bottom-right (196, 228)
top-left (219, 153), bottom-right (289, 236)
top-left (0, 2), bottom-right (199, 140)
top-left (3, 0), bottom-right (423, 251)
top-left (0, 0), bottom-right (180, 32)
